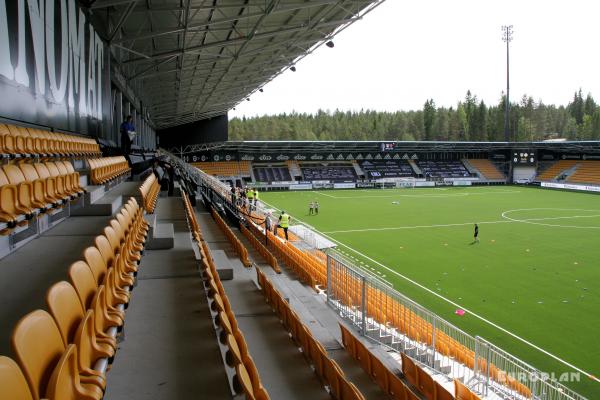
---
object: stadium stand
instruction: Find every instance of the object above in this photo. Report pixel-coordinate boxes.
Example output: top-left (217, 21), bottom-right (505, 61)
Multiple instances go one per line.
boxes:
top-left (1, 197), bottom-right (147, 400)
top-left (360, 160), bottom-right (415, 179)
top-left (191, 161), bottom-right (251, 177)
top-left (139, 173), bottom-right (160, 214)
top-left (465, 159), bottom-right (505, 180)
top-left (88, 157), bottom-right (131, 185)
top-left (536, 159), bottom-right (578, 181)
top-left (566, 160), bottom-right (600, 184)
top-left (301, 163), bottom-right (357, 181)
top-left (255, 267), bottom-right (366, 400)
top-left (417, 160), bottom-right (472, 178)
top-left (0, 124), bottom-right (101, 158)
top-left (0, 161), bottom-right (87, 235)
top-left (253, 165), bottom-right (293, 182)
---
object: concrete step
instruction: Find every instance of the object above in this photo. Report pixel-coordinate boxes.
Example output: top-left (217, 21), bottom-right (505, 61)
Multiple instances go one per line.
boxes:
top-left (143, 213), bottom-right (157, 238)
top-left (79, 174), bottom-right (89, 188)
top-left (209, 249), bottom-right (234, 281)
top-left (84, 185), bottom-right (106, 204)
top-left (71, 193), bottom-right (123, 216)
top-left (145, 223), bottom-right (174, 250)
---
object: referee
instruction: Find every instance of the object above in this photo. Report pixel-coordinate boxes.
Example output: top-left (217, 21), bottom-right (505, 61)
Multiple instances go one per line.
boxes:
top-left (473, 223), bottom-right (479, 244)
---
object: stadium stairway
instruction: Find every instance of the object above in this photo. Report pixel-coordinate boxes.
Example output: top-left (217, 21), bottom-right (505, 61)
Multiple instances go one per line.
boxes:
top-left (194, 210), bottom-right (340, 399)
top-left (408, 160), bottom-right (422, 176)
top-left (196, 210), bottom-right (391, 400)
top-left (102, 197), bottom-right (232, 400)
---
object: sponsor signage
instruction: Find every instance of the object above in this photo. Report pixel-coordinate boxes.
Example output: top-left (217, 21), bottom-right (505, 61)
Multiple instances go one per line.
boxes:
top-left (333, 182), bottom-right (356, 189)
top-left (541, 182), bottom-right (600, 192)
top-left (289, 183), bottom-right (312, 190)
top-left (0, 0), bottom-right (110, 135)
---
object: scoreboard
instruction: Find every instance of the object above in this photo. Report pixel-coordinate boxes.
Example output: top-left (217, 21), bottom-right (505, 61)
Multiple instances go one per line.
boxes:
top-left (380, 143), bottom-right (396, 151)
top-left (512, 150), bottom-right (536, 165)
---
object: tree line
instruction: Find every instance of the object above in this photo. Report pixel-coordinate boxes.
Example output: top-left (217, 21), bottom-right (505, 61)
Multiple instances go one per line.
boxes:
top-left (229, 90), bottom-right (600, 142)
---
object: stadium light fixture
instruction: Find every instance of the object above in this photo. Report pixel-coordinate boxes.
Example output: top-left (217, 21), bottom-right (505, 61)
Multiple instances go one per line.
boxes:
top-left (501, 25), bottom-right (514, 142)
top-left (246, 98), bottom-right (250, 101)
top-left (259, 88), bottom-right (264, 92)
top-left (290, 66), bottom-right (297, 72)
top-left (326, 40), bottom-right (334, 48)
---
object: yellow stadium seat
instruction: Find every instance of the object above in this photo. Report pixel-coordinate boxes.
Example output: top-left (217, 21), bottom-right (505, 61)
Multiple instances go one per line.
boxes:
top-left (0, 356), bottom-right (34, 400)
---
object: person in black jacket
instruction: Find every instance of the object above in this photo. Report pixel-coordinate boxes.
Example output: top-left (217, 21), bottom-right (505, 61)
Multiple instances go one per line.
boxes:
top-left (120, 116), bottom-right (135, 157)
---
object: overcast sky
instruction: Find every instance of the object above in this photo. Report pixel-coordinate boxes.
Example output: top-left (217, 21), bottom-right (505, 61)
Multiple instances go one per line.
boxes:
top-left (229, 0), bottom-right (600, 119)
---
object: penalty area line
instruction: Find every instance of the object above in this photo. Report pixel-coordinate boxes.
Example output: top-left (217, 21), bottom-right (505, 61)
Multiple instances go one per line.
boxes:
top-left (258, 199), bottom-right (600, 383)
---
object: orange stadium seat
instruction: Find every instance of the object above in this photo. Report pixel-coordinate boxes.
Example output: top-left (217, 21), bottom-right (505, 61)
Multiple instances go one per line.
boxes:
top-left (467, 159), bottom-right (505, 180)
top-left (0, 356), bottom-right (34, 400)
top-left (45, 344), bottom-right (103, 400)
top-left (88, 157), bottom-right (131, 185)
top-left (537, 159), bottom-right (578, 181)
top-left (567, 160), bottom-right (600, 184)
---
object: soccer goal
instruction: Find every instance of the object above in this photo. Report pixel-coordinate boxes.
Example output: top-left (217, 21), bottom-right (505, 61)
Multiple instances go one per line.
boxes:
top-left (375, 177), bottom-right (416, 189)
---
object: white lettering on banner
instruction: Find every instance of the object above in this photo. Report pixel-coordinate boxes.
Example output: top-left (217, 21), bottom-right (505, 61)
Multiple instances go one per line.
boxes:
top-left (28, 0), bottom-right (46, 95)
top-left (0, 0), bottom-right (12, 79)
top-left (46, 0), bottom-right (68, 102)
top-left (68, 0), bottom-right (86, 111)
top-left (0, 0), bottom-right (105, 119)
top-left (541, 182), bottom-right (600, 192)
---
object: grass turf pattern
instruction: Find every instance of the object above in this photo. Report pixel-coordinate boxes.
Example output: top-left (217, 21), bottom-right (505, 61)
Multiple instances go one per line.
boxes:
top-left (260, 186), bottom-right (600, 397)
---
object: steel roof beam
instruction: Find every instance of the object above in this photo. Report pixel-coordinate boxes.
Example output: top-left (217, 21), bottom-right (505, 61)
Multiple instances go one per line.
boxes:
top-left (107, 1), bottom-right (138, 42)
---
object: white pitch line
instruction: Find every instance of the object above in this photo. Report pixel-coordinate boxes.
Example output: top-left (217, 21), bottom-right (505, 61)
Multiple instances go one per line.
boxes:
top-left (324, 220), bottom-right (509, 233)
top-left (259, 199), bottom-right (599, 383)
top-left (311, 190), bottom-right (522, 199)
top-left (311, 191), bottom-right (336, 198)
top-left (502, 208), bottom-right (600, 229)
top-left (323, 214), bottom-right (600, 234)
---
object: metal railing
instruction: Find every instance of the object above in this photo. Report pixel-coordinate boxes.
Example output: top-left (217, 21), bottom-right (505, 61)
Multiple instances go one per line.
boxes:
top-left (326, 251), bottom-right (588, 400)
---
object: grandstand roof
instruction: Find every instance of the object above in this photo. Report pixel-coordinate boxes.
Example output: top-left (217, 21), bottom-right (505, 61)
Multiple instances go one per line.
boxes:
top-left (89, 0), bottom-right (383, 128)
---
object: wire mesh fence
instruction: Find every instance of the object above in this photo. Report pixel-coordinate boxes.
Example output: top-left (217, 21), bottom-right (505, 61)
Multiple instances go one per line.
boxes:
top-left (326, 250), bottom-right (588, 400)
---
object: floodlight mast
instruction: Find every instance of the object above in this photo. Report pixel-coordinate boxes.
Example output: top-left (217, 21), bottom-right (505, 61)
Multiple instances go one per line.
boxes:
top-left (502, 25), bottom-right (513, 142)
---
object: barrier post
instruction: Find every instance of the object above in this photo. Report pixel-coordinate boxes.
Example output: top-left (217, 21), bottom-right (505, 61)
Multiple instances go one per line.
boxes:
top-left (431, 318), bottom-right (436, 368)
top-left (361, 275), bottom-right (367, 336)
top-left (326, 253), bottom-right (332, 306)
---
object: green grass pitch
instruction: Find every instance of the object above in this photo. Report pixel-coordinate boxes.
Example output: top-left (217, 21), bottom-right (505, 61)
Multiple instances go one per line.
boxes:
top-left (259, 186), bottom-right (600, 397)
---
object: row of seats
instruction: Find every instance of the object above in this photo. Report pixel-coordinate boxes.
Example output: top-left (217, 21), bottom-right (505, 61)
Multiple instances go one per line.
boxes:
top-left (400, 353), bottom-right (455, 400)
top-left (255, 267), bottom-right (365, 400)
top-left (191, 161), bottom-right (252, 177)
top-left (0, 123), bottom-right (101, 158)
top-left (330, 266), bottom-right (533, 398)
top-left (89, 157), bottom-right (131, 185)
top-left (181, 192), bottom-right (271, 400)
top-left (0, 161), bottom-right (84, 235)
top-left (417, 161), bottom-right (471, 178)
top-left (466, 159), bottom-right (505, 180)
top-left (245, 221), bottom-right (321, 288)
top-left (454, 380), bottom-right (482, 400)
top-left (301, 165), bottom-right (357, 182)
top-left (0, 197), bottom-right (149, 400)
top-left (567, 160), bottom-right (600, 184)
top-left (536, 159), bottom-right (577, 181)
top-left (253, 166), bottom-right (292, 182)
top-left (240, 223), bottom-right (281, 273)
top-left (340, 323), bottom-right (428, 400)
top-left (210, 207), bottom-right (251, 267)
top-left (139, 173), bottom-right (160, 214)
top-left (360, 161), bottom-right (415, 179)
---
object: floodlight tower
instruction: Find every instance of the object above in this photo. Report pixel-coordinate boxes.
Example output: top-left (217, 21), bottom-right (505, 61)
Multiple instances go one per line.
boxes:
top-left (502, 25), bottom-right (513, 142)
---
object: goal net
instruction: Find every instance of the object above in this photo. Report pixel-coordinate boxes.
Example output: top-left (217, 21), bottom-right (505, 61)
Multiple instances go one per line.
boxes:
top-left (375, 177), bottom-right (416, 189)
